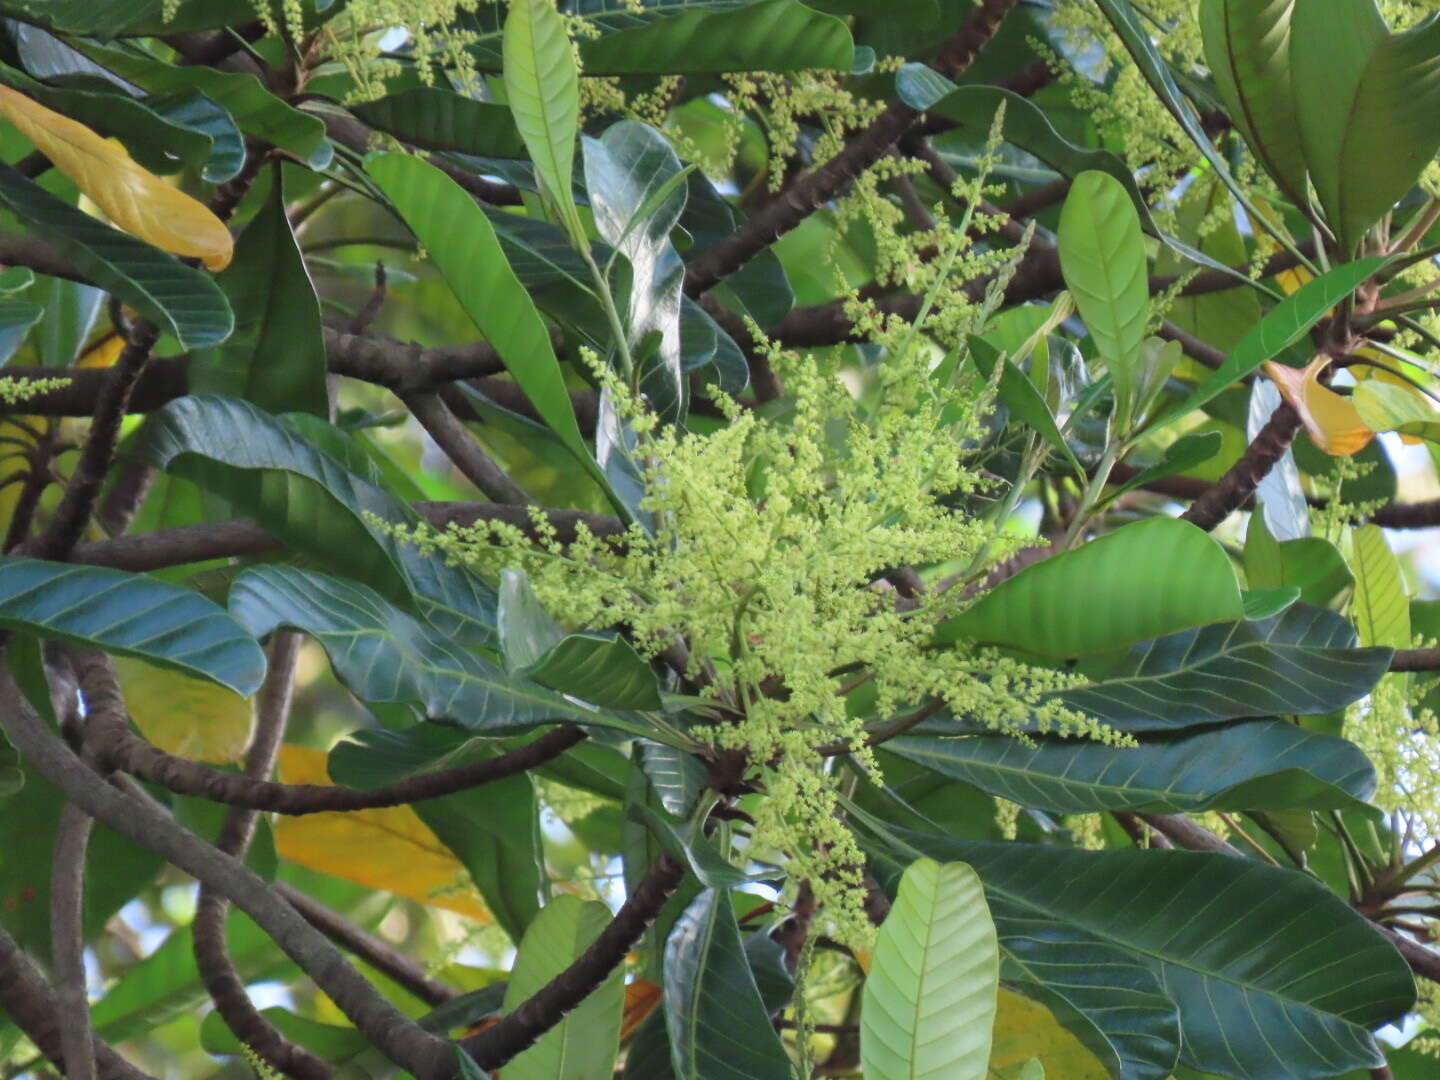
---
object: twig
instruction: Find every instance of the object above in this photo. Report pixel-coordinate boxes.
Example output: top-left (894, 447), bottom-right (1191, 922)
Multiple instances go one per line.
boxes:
top-left (348, 262), bottom-right (388, 335)
top-left (460, 855), bottom-right (686, 1070)
top-left (1179, 403), bottom-right (1302, 532)
top-left (50, 802), bottom-right (98, 1080)
top-left (402, 390), bottom-right (531, 505)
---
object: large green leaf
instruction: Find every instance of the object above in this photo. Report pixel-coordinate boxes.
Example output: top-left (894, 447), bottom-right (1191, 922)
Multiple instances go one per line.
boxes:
top-left (192, 174), bottom-right (328, 417)
top-left (579, 0), bottom-right (853, 75)
top-left (867, 831), bottom-right (1415, 1080)
top-left (1199, 0), bottom-right (1308, 209)
top-left (938, 517), bottom-right (1244, 657)
top-left (76, 41), bottom-right (332, 168)
top-left (351, 88), bottom-right (526, 157)
top-left (502, 895), bottom-right (624, 1080)
top-left (663, 888), bottom-right (792, 1080)
top-left (523, 632), bottom-right (664, 710)
top-left (1058, 171), bottom-right (1150, 418)
top-left (139, 394), bottom-right (497, 640)
top-left (1052, 605), bottom-right (1391, 731)
top-left (1157, 258), bottom-right (1386, 425)
top-left (861, 858), bottom-right (998, 1080)
top-left (366, 153), bottom-right (598, 480)
top-left (0, 161), bottom-right (232, 350)
top-left (1350, 524), bottom-right (1409, 649)
top-left (1289, 0), bottom-right (1387, 252)
top-left (0, 0), bottom-right (255, 35)
top-left (228, 565), bottom-right (636, 734)
top-left (0, 558), bottom-right (263, 694)
top-left (887, 719), bottom-right (1376, 815)
top-left (503, 0), bottom-right (585, 241)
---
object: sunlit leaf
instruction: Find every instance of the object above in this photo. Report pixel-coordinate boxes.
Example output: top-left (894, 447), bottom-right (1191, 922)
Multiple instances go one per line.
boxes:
top-left (1349, 524), bottom-right (1410, 650)
top-left (1264, 357), bottom-right (1374, 456)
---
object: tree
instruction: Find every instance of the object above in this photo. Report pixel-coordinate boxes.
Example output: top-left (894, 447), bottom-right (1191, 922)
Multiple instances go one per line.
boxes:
top-left (0, 0), bottom-right (1439, 1077)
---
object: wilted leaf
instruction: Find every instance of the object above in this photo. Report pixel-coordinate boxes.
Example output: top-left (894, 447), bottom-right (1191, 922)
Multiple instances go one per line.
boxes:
top-left (1264, 357), bottom-right (1374, 456)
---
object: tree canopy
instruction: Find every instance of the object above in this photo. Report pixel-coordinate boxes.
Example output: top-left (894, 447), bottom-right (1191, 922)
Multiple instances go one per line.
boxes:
top-left (1, 1), bottom-right (1440, 1079)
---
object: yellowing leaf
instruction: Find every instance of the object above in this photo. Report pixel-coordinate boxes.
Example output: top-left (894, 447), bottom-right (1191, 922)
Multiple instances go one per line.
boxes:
top-left (1264, 357), bottom-right (1374, 456)
top-left (989, 988), bottom-right (1107, 1080)
top-left (0, 85), bottom-right (233, 270)
top-left (77, 333), bottom-right (125, 369)
top-left (113, 655), bottom-right (254, 764)
top-left (621, 979), bottom-right (661, 1041)
top-left (273, 745), bottom-right (492, 924)
top-left (1275, 265), bottom-right (1315, 298)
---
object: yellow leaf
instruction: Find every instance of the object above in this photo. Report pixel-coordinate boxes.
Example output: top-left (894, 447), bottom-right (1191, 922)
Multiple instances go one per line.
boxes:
top-left (112, 655), bottom-right (254, 765)
top-left (1263, 357), bottom-right (1374, 456)
top-left (0, 85), bottom-right (233, 270)
top-left (0, 416), bottom-right (40, 538)
top-left (274, 745), bottom-right (493, 924)
top-left (76, 333), bottom-right (125, 369)
top-left (989, 988), bottom-right (1108, 1080)
top-left (621, 979), bottom-right (661, 1041)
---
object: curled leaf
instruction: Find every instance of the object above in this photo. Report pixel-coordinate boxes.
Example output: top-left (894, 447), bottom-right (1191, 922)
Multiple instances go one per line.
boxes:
top-left (0, 85), bottom-right (233, 270)
top-left (1263, 357), bottom-right (1373, 456)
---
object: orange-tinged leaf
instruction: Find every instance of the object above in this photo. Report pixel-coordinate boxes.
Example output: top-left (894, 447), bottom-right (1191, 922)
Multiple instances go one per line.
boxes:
top-left (112, 655), bottom-right (254, 765)
top-left (1264, 356), bottom-right (1374, 456)
top-left (621, 979), bottom-right (661, 1041)
top-left (0, 85), bottom-right (233, 270)
top-left (273, 745), bottom-right (492, 923)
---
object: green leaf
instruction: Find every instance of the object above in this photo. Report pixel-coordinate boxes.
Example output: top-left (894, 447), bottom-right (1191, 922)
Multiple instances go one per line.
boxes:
top-left (861, 858), bottom-right (998, 1080)
top-left (627, 803), bottom-right (748, 887)
top-left (192, 173), bottom-right (329, 417)
top-left (498, 568), bottom-right (565, 672)
top-left (76, 41), bottom-right (332, 169)
top-left (1103, 432), bottom-right (1222, 505)
top-left (1353, 379), bottom-right (1440, 443)
top-left (365, 153), bottom-right (599, 481)
top-left (503, 0), bottom-right (585, 242)
top-left (664, 888), bottom-right (792, 1080)
top-left (1240, 587), bottom-right (1300, 620)
top-left (351, 88), bottom-right (527, 157)
top-left (1350, 524), bottom-right (1409, 649)
top-left (502, 895), bottom-right (624, 1080)
top-left (888, 719), bottom-right (1376, 815)
top-left (866, 831), bottom-right (1415, 1080)
top-left (0, 558), bottom-right (263, 694)
top-left (1289, 0), bottom-right (1388, 252)
top-left (0, 161), bottom-right (232, 350)
top-left (1053, 604), bottom-right (1390, 731)
top-left (1160, 258), bottom-right (1387, 424)
top-left (229, 565), bottom-right (636, 734)
top-left (579, 0), bottom-right (853, 75)
top-left (523, 632), bottom-right (664, 710)
top-left (200, 1007), bottom-right (367, 1059)
top-left (637, 741), bottom-right (707, 819)
top-left (0, 0), bottom-right (255, 35)
top-left (1198, 0), bottom-right (1309, 208)
top-left (938, 517), bottom-right (1244, 657)
top-left (969, 335), bottom-right (1083, 477)
top-left (1058, 171), bottom-right (1149, 416)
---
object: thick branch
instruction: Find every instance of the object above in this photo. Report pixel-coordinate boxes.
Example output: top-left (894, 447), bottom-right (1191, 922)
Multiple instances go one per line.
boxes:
top-left (460, 854), bottom-right (685, 1070)
top-left (1179, 403), bottom-right (1302, 532)
top-left (0, 669), bottom-right (457, 1080)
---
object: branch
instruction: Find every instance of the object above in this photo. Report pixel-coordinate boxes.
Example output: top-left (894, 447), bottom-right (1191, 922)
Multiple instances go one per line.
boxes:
top-left (1390, 648), bottom-right (1440, 672)
top-left (0, 926), bottom-right (157, 1080)
top-left (459, 855), bottom-right (686, 1071)
top-left (402, 390), bottom-right (532, 505)
top-left (50, 802), bottom-right (98, 1080)
top-left (1179, 403), bottom-right (1302, 532)
top-left (0, 667), bottom-right (458, 1080)
top-left (682, 0), bottom-right (1021, 297)
top-left (184, 636), bottom-right (333, 1080)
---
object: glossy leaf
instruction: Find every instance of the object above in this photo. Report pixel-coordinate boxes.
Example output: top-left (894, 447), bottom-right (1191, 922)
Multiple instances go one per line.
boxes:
top-left (663, 888), bottom-right (792, 1080)
top-left (887, 719), bottom-right (1376, 815)
top-left (351, 88), bottom-right (526, 157)
top-left (0, 85), bottom-right (233, 269)
top-left (523, 631), bottom-right (664, 710)
top-left (1053, 604), bottom-right (1390, 731)
top-left (0, 558), bottom-right (263, 695)
top-left (273, 746), bottom-right (493, 923)
top-left (861, 858), bottom-right (998, 1080)
top-left (502, 895), bottom-right (623, 1079)
top-left (192, 174), bottom-right (328, 417)
top-left (366, 153), bottom-right (598, 480)
top-left (1058, 172), bottom-right (1149, 416)
top-left (229, 565), bottom-right (633, 733)
top-left (1350, 524), bottom-right (1410, 650)
top-left (112, 656), bottom-right (254, 766)
top-left (0, 160), bottom-right (232, 349)
top-left (637, 741), bottom-right (707, 819)
top-left (938, 517), bottom-right (1244, 657)
top-left (868, 831), bottom-right (1415, 1080)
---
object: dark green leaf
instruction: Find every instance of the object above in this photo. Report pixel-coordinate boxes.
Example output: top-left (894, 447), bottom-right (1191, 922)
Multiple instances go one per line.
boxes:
top-left (523, 631), bottom-right (664, 710)
top-left (200, 1007), bottom-right (367, 1059)
top-left (637, 741), bottom-right (706, 819)
top-left (352, 88), bottom-right (526, 157)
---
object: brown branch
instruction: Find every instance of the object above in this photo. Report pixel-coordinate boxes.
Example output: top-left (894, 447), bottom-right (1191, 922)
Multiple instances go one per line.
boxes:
top-left (682, 0), bottom-right (1020, 298)
top-left (188, 635), bottom-right (333, 1080)
top-left (1390, 649), bottom-right (1440, 672)
top-left (0, 668), bottom-right (457, 1080)
top-left (50, 802), bottom-right (98, 1080)
top-left (87, 715), bottom-right (587, 815)
top-left (1179, 403), bottom-right (1302, 532)
top-left (402, 390), bottom-right (531, 505)
top-left (276, 882), bottom-right (456, 1008)
top-left (460, 854), bottom-right (685, 1071)
top-left (0, 926), bottom-right (157, 1080)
